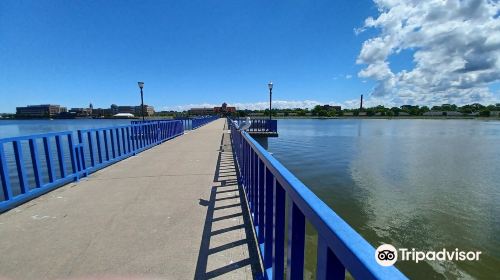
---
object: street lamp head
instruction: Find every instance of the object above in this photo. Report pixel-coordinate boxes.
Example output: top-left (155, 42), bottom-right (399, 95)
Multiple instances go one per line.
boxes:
top-left (268, 81), bottom-right (273, 90)
top-left (138, 82), bottom-right (144, 89)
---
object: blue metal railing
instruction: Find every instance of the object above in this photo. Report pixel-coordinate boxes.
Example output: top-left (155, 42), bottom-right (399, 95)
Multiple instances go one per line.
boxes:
top-left (235, 118), bottom-right (278, 133)
top-left (132, 119), bottom-right (192, 131)
top-left (174, 118), bottom-right (192, 130)
top-left (229, 120), bottom-right (407, 280)
top-left (132, 117), bottom-right (219, 131)
top-left (192, 116), bottom-right (219, 129)
top-left (0, 120), bottom-right (184, 213)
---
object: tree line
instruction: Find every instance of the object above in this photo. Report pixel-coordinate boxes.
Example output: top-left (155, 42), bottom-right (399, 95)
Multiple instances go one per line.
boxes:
top-left (235, 103), bottom-right (500, 117)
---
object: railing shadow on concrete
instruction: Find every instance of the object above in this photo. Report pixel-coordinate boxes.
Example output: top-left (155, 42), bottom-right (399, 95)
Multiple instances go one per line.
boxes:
top-left (194, 127), bottom-right (263, 279)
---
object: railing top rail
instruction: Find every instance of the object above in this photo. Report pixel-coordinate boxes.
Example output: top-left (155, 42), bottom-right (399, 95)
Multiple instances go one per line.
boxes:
top-left (76, 121), bottom-right (183, 133)
top-left (0, 120), bottom-right (182, 143)
top-left (131, 119), bottom-right (179, 123)
top-left (231, 120), bottom-right (405, 279)
top-left (0, 130), bottom-right (73, 143)
top-left (78, 124), bottom-right (134, 133)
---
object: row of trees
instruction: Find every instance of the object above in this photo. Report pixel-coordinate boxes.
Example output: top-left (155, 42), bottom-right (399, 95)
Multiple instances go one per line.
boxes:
top-left (234, 103), bottom-right (500, 117)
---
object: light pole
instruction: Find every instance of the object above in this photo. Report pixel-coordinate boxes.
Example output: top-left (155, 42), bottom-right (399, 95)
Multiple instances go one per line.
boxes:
top-left (268, 81), bottom-right (273, 121)
top-left (138, 81), bottom-right (145, 122)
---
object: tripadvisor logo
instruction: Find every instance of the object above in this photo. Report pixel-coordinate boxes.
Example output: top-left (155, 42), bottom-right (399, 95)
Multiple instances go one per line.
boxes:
top-left (375, 244), bottom-right (398, 266)
top-left (375, 244), bottom-right (481, 266)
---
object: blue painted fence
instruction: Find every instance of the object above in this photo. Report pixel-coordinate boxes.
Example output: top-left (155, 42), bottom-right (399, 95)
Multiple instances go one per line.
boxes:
top-left (192, 116), bottom-right (219, 129)
top-left (132, 116), bottom-right (219, 131)
top-left (174, 118), bottom-right (193, 130)
top-left (0, 120), bottom-right (184, 213)
top-left (235, 118), bottom-right (278, 133)
top-left (229, 120), bottom-right (407, 280)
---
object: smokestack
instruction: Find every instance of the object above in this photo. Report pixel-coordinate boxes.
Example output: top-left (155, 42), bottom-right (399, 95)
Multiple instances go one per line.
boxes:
top-left (360, 94), bottom-right (363, 110)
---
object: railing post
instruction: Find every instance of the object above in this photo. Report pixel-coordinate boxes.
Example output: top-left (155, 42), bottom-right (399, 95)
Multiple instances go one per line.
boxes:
top-left (96, 131), bottom-right (103, 164)
top-left (13, 141), bottom-right (29, 193)
top-left (76, 131), bottom-right (86, 176)
top-left (157, 123), bottom-right (160, 143)
top-left (264, 168), bottom-right (274, 269)
top-left (252, 151), bottom-right (258, 218)
top-left (73, 133), bottom-right (87, 177)
top-left (316, 236), bottom-right (345, 279)
top-left (103, 130), bottom-right (110, 161)
top-left (126, 127), bottom-right (131, 153)
top-left (121, 127), bottom-right (127, 154)
top-left (110, 129), bottom-right (116, 158)
top-left (87, 131), bottom-right (95, 167)
top-left (249, 150), bottom-right (254, 212)
top-left (272, 181), bottom-right (286, 280)
top-left (258, 159), bottom-right (265, 242)
top-left (43, 137), bottom-right (55, 182)
top-left (116, 128), bottom-right (122, 156)
top-left (287, 202), bottom-right (305, 280)
top-left (0, 144), bottom-right (13, 200)
top-left (73, 145), bottom-right (81, 181)
top-left (28, 139), bottom-right (43, 188)
top-left (131, 126), bottom-right (137, 152)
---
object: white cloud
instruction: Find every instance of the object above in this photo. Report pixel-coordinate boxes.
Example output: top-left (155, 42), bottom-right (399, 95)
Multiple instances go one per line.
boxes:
top-left (332, 73), bottom-right (354, 80)
top-left (357, 0), bottom-right (500, 105)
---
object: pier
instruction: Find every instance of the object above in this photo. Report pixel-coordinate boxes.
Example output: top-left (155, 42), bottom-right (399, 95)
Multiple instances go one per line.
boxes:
top-left (0, 118), bottom-right (406, 279)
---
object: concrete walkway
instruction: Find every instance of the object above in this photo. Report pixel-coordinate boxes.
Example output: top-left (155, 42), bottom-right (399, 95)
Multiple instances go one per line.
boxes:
top-left (0, 119), bottom-right (262, 280)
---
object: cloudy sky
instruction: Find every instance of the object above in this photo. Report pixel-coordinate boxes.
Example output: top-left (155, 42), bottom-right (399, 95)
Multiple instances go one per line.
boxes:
top-left (1, 0), bottom-right (499, 112)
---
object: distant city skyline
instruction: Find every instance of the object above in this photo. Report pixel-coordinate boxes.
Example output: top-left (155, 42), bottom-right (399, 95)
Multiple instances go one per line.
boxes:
top-left (1, 1), bottom-right (499, 113)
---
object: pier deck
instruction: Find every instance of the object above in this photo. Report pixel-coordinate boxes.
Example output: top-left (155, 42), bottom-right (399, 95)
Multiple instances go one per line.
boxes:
top-left (0, 119), bottom-right (262, 279)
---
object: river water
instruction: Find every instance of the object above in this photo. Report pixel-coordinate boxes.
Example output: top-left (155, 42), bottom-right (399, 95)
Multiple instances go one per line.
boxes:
top-left (259, 119), bottom-right (500, 279)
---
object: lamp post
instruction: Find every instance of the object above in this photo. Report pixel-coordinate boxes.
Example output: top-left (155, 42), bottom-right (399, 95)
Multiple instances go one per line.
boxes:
top-left (138, 81), bottom-right (145, 122)
top-left (268, 81), bottom-right (273, 121)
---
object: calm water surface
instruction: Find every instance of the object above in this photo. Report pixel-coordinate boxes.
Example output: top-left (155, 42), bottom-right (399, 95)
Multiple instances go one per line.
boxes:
top-left (0, 119), bottom-right (133, 139)
top-left (261, 119), bottom-right (500, 280)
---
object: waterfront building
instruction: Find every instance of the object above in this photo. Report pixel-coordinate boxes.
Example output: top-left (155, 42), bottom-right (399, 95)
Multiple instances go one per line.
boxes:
top-left (110, 104), bottom-right (119, 115)
top-left (135, 105), bottom-right (155, 116)
top-left (423, 111), bottom-right (464, 116)
top-left (190, 103), bottom-right (236, 116)
top-left (189, 107), bottom-right (215, 115)
top-left (69, 107), bottom-right (92, 117)
top-left (91, 108), bottom-right (111, 118)
top-left (321, 105), bottom-right (341, 111)
top-left (88, 104), bottom-right (154, 117)
top-left (118, 106), bottom-right (136, 115)
top-left (214, 103), bottom-right (237, 115)
top-left (16, 104), bottom-right (66, 118)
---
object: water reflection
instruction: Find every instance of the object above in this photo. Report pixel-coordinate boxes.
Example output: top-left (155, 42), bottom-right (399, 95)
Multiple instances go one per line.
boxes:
top-left (265, 119), bottom-right (500, 279)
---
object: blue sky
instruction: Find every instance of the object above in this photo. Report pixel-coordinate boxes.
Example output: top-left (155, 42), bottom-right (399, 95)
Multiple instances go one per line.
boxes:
top-left (1, 0), bottom-right (499, 112)
top-left (0, 0), bottom-right (382, 112)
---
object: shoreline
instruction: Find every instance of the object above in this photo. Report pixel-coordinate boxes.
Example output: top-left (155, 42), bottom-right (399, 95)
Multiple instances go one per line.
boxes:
top-left (1, 116), bottom-right (499, 121)
top-left (246, 116), bottom-right (500, 120)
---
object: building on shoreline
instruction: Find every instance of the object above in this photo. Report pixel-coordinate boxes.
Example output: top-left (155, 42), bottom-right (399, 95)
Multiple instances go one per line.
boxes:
top-left (15, 103), bottom-right (154, 118)
top-left (189, 103), bottom-right (236, 116)
top-left (69, 103), bottom-right (93, 118)
top-left (135, 105), bottom-right (155, 116)
top-left (188, 107), bottom-right (215, 115)
top-left (16, 104), bottom-right (67, 118)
